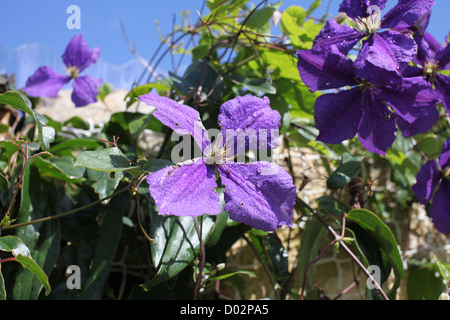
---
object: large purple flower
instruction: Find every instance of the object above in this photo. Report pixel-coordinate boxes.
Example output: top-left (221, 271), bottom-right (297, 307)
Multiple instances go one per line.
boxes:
top-left (297, 45), bottom-right (439, 155)
top-left (137, 93), bottom-right (297, 232)
top-left (23, 34), bottom-right (102, 107)
top-left (312, 0), bottom-right (435, 85)
top-left (412, 137), bottom-right (450, 234)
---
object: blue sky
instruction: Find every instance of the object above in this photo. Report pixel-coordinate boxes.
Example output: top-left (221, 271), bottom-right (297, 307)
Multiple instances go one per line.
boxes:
top-left (1, 0), bottom-right (449, 76)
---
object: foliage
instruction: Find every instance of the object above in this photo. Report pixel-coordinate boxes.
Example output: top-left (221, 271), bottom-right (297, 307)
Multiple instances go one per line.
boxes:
top-left (0, 0), bottom-right (449, 301)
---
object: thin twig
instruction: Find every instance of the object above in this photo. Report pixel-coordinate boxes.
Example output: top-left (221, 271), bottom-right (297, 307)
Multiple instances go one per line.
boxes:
top-left (205, 0), bottom-right (268, 99)
top-left (1, 186), bottom-right (130, 231)
top-left (298, 197), bottom-right (390, 300)
top-left (4, 141), bottom-right (28, 217)
top-left (136, 192), bottom-right (157, 245)
top-left (243, 233), bottom-right (281, 300)
top-left (120, 18), bottom-right (161, 81)
top-left (193, 216), bottom-right (205, 300)
top-left (300, 239), bottom-right (336, 300)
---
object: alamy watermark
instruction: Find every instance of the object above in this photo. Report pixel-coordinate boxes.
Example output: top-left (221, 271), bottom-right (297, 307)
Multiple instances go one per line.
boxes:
top-left (366, 265), bottom-right (382, 290)
top-left (66, 265), bottom-right (81, 289)
top-left (66, 5), bottom-right (81, 30)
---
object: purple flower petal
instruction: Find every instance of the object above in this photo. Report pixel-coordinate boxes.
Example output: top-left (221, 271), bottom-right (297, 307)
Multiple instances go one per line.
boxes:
top-left (218, 96), bottom-right (281, 151)
top-left (339, 0), bottom-right (387, 20)
top-left (412, 160), bottom-right (441, 204)
top-left (311, 19), bottom-right (364, 55)
top-left (147, 159), bottom-right (222, 217)
top-left (354, 31), bottom-right (417, 85)
top-left (297, 45), bottom-right (358, 92)
top-left (357, 90), bottom-right (397, 155)
top-left (71, 75), bottom-right (102, 107)
top-left (62, 34), bottom-right (100, 72)
top-left (314, 87), bottom-right (362, 144)
top-left (414, 32), bottom-right (443, 65)
top-left (439, 137), bottom-right (450, 170)
top-left (434, 74), bottom-right (450, 113)
top-left (23, 66), bottom-right (71, 98)
top-left (395, 107), bottom-right (439, 137)
top-left (217, 162), bottom-right (296, 231)
top-left (429, 179), bottom-right (450, 234)
top-left (436, 42), bottom-right (450, 71)
top-left (381, 0), bottom-right (435, 31)
top-left (138, 92), bottom-right (209, 151)
top-left (377, 77), bottom-right (439, 124)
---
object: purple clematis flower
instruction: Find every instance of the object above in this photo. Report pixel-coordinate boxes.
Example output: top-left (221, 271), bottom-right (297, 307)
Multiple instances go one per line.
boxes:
top-left (412, 137), bottom-right (450, 234)
top-left (405, 18), bottom-right (450, 114)
top-left (137, 92), bottom-right (297, 232)
top-left (297, 45), bottom-right (439, 155)
top-left (23, 34), bottom-right (102, 107)
top-left (312, 0), bottom-right (435, 85)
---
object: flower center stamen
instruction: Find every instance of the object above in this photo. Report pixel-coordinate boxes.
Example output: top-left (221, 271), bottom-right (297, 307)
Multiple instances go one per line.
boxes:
top-left (67, 65), bottom-right (80, 78)
top-left (423, 60), bottom-right (439, 83)
top-left (206, 134), bottom-right (236, 165)
top-left (354, 5), bottom-right (382, 35)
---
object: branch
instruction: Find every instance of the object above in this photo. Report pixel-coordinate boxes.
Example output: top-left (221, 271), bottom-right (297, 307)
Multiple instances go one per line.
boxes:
top-left (1, 186), bottom-right (130, 232)
top-left (298, 197), bottom-right (390, 300)
top-left (120, 18), bottom-right (161, 81)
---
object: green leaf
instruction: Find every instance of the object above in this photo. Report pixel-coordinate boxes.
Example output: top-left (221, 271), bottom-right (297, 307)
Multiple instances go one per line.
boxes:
top-left (0, 91), bottom-right (55, 149)
top-left (0, 140), bottom-right (25, 159)
top-left (143, 208), bottom-right (217, 288)
top-left (97, 83), bottom-right (113, 102)
top-left (125, 81), bottom-right (171, 108)
top-left (316, 196), bottom-right (347, 216)
top-left (306, 0), bottom-right (321, 15)
top-left (11, 165), bottom-right (60, 299)
top-left (192, 43), bottom-right (212, 62)
top-left (81, 191), bottom-right (129, 299)
top-left (280, 6), bottom-right (306, 35)
top-left (102, 112), bottom-right (163, 148)
top-left (280, 5), bottom-right (322, 49)
top-left (170, 61), bottom-right (224, 104)
top-left (0, 235), bottom-right (52, 296)
top-left (138, 158), bottom-right (173, 173)
top-left (32, 156), bottom-right (85, 184)
top-left (346, 209), bottom-right (404, 299)
top-left (264, 233), bottom-right (290, 283)
top-left (87, 169), bottom-right (124, 201)
top-left (73, 147), bottom-right (139, 172)
top-left (0, 171), bottom-right (9, 191)
top-left (415, 135), bottom-right (445, 160)
top-left (64, 116), bottom-right (90, 130)
top-left (0, 236), bottom-right (31, 257)
top-left (386, 149), bottom-right (420, 175)
top-left (346, 223), bottom-right (390, 300)
top-left (14, 255), bottom-right (51, 296)
top-left (245, 2), bottom-right (281, 30)
top-left (296, 212), bottom-right (329, 292)
top-left (327, 153), bottom-right (364, 190)
top-left (296, 19), bottom-right (324, 48)
top-left (434, 255), bottom-right (450, 282)
top-left (226, 74), bottom-right (276, 95)
top-left (407, 260), bottom-right (447, 300)
top-left (48, 138), bottom-right (103, 157)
